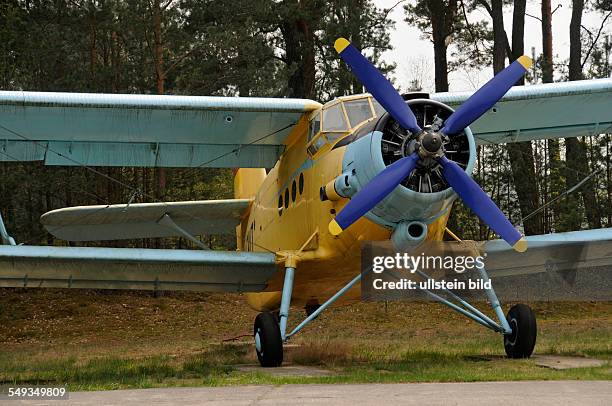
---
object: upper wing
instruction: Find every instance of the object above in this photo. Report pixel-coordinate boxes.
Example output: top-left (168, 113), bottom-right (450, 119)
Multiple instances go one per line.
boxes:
top-left (41, 199), bottom-right (250, 241)
top-left (0, 245), bottom-right (277, 292)
top-left (484, 227), bottom-right (612, 277)
top-left (432, 78), bottom-right (612, 144)
top-left (0, 91), bottom-right (320, 168)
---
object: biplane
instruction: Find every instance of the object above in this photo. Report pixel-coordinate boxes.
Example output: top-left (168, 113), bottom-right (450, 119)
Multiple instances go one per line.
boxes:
top-left (1, 38), bottom-right (611, 367)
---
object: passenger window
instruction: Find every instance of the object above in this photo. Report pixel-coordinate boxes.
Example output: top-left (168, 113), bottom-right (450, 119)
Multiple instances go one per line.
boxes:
top-left (322, 103), bottom-right (348, 132)
top-left (284, 189), bottom-right (289, 209)
top-left (299, 173), bottom-right (304, 194)
top-left (344, 98), bottom-right (374, 127)
top-left (278, 195), bottom-right (283, 216)
top-left (291, 181), bottom-right (297, 202)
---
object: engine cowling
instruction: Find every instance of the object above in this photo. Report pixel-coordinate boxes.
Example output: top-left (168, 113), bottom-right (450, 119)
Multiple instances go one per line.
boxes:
top-left (337, 98), bottom-right (476, 232)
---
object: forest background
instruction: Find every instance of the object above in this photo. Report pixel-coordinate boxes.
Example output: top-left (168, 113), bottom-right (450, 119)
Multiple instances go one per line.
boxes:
top-left (1, 0), bottom-right (611, 250)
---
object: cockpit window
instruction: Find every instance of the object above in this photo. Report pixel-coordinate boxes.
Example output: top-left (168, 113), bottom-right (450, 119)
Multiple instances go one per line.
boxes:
top-left (371, 99), bottom-right (385, 118)
top-left (343, 98), bottom-right (373, 127)
top-left (308, 112), bottom-right (321, 142)
top-left (322, 103), bottom-right (348, 132)
top-left (307, 95), bottom-right (382, 158)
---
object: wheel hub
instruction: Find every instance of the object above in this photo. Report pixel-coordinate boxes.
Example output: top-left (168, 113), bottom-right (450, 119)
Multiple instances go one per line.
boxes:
top-left (255, 329), bottom-right (262, 352)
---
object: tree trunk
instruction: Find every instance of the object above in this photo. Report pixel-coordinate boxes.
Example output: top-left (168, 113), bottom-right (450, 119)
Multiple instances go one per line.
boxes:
top-left (491, 0), bottom-right (505, 73)
top-left (153, 0), bottom-right (165, 95)
top-left (428, 0), bottom-right (456, 92)
top-left (511, 0), bottom-right (526, 66)
top-left (349, 1), bottom-right (364, 94)
top-left (281, 1), bottom-right (317, 99)
top-left (432, 33), bottom-right (449, 92)
top-left (568, 0), bottom-right (583, 80)
top-left (88, 4), bottom-right (97, 82)
top-left (541, 0), bottom-right (554, 83)
top-left (153, 0), bottom-right (166, 198)
top-left (493, 0), bottom-right (543, 234)
top-left (566, 0), bottom-right (601, 229)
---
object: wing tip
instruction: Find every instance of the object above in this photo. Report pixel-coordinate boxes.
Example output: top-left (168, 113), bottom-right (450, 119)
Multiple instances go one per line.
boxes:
top-left (512, 237), bottom-right (528, 252)
top-left (334, 38), bottom-right (350, 53)
top-left (517, 56), bottom-right (533, 70)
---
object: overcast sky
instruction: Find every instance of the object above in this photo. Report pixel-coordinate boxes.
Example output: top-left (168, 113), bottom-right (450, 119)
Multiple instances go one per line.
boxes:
top-left (374, 0), bottom-right (611, 92)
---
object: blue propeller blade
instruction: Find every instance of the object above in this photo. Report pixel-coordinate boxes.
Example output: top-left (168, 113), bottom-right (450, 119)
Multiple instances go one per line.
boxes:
top-left (329, 153), bottom-right (420, 235)
top-left (334, 38), bottom-right (422, 134)
top-left (438, 156), bottom-right (526, 252)
top-left (441, 56), bottom-right (532, 135)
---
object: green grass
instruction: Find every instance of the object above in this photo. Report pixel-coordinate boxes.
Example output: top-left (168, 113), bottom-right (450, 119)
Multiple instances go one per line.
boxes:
top-left (0, 289), bottom-right (610, 390)
top-left (0, 345), bottom-right (609, 391)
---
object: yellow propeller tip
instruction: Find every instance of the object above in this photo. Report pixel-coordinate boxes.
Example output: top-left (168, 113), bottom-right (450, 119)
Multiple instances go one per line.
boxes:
top-left (334, 38), bottom-right (350, 53)
top-left (517, 55), bottom-right (533, 70)
top-left (512, 237), bottom-right (528, 253)
top-left (328, 219), bottom-right (343, 236)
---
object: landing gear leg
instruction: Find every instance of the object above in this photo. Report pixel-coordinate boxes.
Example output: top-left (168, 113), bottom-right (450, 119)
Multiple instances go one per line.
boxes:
top-left (254, 265), bottom-right (295, 367)
top-left (413, 264), bottom-right (537, 358)
top-left (476, 264), bottom-right (537, 358)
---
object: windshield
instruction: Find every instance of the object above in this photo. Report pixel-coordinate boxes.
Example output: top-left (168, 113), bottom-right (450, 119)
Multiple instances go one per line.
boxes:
top-left (307, 95), bottom-right (380, 157)
top-left (343, 98), bottom-right (374, 127)
top-left (322, 103), bottom-right (348, 132)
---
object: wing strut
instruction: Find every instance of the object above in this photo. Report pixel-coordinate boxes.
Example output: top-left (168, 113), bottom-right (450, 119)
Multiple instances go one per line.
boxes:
top-left (157, 214), bottom-right (209, 250)
top-left (0, 212), bottom-right (16, 246)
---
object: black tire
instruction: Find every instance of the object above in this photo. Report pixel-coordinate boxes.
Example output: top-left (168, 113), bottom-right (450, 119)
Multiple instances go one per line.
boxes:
top-left (504, 304), bottom-right (537, 358)
top-left (254, 312), bottom-right (283, 367)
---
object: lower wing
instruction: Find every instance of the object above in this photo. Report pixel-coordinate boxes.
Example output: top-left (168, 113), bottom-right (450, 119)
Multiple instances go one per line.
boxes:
top-left (0, 245), bottom-right (278, 292)
top-left (484, 228), bottom-right (612, 277)
top-left (41, 199), bottom-right (251, 242)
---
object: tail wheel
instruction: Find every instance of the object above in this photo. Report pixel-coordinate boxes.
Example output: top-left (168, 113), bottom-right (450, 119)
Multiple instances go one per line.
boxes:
top-left (254, 312), bottom-right (283, 367)
top-left (504, 304), bottom-right (537, 358)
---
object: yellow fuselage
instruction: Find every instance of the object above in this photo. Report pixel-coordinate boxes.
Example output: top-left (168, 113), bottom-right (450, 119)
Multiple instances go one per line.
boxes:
top-left (234, 104), bottom-right (450, 312)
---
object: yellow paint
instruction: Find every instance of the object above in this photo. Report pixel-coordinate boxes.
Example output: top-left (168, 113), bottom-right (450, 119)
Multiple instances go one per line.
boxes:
top-left (234, 168), bottom-right (266, 199)
top-left (513, 237), bottom-right (528, 252)
top-left (334, 37), bottom-right (350, 53)
top-left (517, 55), bottom-right (533, 70)
top-left (239, 94), bottom-right (465, 312)
top-left (328, 219), bottom-right (342, 235)
top-left (246, 291), bottom-right (282, 312)
top-left (323, 179), bottom-right (341, 201)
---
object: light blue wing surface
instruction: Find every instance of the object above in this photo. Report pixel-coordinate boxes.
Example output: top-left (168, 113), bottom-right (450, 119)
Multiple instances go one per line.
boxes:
top-left (0, 91), bottom-right (320, 167)
top-left (433, 78), bottom-right (612, 144)
top-left (41, 199), bottom-right (251, 241)
top-left (0, 245), bottom-right (278, 292)
top-left (484, 228), bottom-right (612, 277)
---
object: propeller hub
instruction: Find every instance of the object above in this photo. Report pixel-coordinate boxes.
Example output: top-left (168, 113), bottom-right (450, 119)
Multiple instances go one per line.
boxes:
top-left (422, 132), bottom-right (442, 152)
top-left (417, 131), bottom-right (445, 158)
